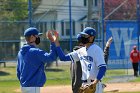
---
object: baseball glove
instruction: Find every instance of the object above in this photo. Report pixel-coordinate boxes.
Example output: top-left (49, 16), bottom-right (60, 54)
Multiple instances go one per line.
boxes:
top-left (78, 84), bottom-right (96, 93)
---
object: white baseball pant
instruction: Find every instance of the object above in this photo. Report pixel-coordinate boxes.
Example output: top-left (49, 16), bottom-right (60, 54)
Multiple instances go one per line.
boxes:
top-left (21, 87), bottom-right (40, 93)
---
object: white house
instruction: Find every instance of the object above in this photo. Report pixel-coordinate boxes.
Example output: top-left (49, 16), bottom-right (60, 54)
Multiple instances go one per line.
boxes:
top-left (32, 0), bottom-right (100, 40)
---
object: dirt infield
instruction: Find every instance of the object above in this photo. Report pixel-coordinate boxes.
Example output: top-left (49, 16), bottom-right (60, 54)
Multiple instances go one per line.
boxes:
top-left (40, 82), bottom-right (140, 93)
top-left (104, 82), bottom-right (140, 92)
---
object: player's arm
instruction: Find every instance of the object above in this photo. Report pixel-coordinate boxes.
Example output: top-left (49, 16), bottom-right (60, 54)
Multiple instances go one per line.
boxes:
top-left (17, 57), bottom-right (20, 80)
top-left (47, 30), bottom-right (71, 61)
top-left (56, 45), bottom-right (81, 62)
top-left (35, 30), bottom-right (62, 63)
top-left (93, 66), bottom-right (106, 84)
top-left (56, 46), bottom-right (71, 61)
top-left (35, 42), bottom-right (57, 63)
top-left (104, 46), bottom-right (109, 64)
top-left (93, 47), bottom-right (107, 84)
top-left (104, 37), bottom-right (113, 64)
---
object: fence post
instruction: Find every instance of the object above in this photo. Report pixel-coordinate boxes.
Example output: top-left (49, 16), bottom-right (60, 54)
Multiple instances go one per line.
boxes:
top-left (136, 0), bottom-right (140, 75)
top-left (101, 0), bottom-right (105, 49)
top-left (28, 0), bottom-right (32, 27)
top-left (69, 0), bottom-right (72, 52)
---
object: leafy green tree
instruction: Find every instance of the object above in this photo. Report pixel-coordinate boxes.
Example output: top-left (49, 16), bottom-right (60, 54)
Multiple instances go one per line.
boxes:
top-left (0, 0), bottom-right (41, 60)
top-left (0, 0), bottom-right (41, 21)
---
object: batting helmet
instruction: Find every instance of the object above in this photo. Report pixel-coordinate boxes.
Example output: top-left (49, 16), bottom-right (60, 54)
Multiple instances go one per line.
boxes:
top-left (80, 27), bottom-right (96, 36)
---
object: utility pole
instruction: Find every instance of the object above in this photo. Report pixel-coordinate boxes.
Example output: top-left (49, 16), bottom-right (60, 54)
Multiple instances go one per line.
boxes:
top-left (69, 0), bottom-right (72, 52)
top-left (136, 0), bottom-right (140, 52)
top-left (136, 0), bottom-right (140, 75)
top-left (87, 0), bottom-right (93, 27)
top-left (28, 0), bottom-right (32, 27)
top-left (101, 0), bottom-right (105, 49)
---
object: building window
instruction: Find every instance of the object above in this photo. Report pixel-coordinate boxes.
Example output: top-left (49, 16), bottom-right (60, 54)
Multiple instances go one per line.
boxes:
top-left (40, 22), bottom-right (43, 33)
top-left (84, 0), bottom-right (98, 7)
top-left (65, 22), bottom-right (70, 36)
top-left (95, 0), bottom-right (98, 6)
top-left (61, 21), bottom-right (64, 36)
top-left (83, 0), bottom-right (87, 6)
top-left (73, 21), bottom-right (75, 35)
top-left (44, 22), bottom-right (47, 32)
top-left (51, 21), bottom-right (56, 30)
top-left (81, 24), bottom-right (84, 32)
top-left (61, 20), bottom-right (75, 37)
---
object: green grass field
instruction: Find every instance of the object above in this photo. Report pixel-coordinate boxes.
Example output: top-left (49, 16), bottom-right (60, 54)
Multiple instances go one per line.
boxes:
top-left (0, 63), bottom-right (140, 93)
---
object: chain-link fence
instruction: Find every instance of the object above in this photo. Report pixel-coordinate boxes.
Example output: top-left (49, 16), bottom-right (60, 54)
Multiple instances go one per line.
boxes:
top-left (0, 20), bottom-right (102, 62)
top-left (0, 0), bottom-right (139, 75)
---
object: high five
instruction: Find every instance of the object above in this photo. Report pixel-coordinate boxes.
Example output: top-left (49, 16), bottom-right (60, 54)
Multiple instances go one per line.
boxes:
top-left (48, 27), bottom-right (107, 93)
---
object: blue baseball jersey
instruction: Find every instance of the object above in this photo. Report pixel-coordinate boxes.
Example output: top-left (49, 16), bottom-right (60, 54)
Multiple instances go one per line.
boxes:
top-left (17, 42), bottom-right (57, 87)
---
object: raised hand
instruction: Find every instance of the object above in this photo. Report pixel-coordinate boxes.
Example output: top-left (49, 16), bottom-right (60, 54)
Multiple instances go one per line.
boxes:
top-left (53, 30), bottom-right (59, 42)
top-left (52, 30), bottom-right (60, 46)
top-left (46, 30), bottom-right (54, 42)
top-left (46, 30), bottom-right (59, 42)
top-left (106, 37), bottom-right (113, 47)
top-left (46, 30), bottom-right (60, 46)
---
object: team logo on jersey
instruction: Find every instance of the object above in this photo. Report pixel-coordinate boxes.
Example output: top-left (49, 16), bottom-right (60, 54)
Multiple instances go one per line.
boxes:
top-left (80, 56), bottom-right (93, 62)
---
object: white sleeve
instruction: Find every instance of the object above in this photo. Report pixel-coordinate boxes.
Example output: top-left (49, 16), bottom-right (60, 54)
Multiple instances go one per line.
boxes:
top-left (93, 47), bottom-right (106, 68)
top-left (68, 51), bottom-right (80, 63)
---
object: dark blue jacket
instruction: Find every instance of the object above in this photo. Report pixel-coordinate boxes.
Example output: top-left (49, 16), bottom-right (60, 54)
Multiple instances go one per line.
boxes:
top-left (17, 42), bottom-right (57, 87)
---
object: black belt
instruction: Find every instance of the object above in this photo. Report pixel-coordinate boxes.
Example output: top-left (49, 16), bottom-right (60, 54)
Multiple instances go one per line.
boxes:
top-left (82, 80), bottom-right (94, 83)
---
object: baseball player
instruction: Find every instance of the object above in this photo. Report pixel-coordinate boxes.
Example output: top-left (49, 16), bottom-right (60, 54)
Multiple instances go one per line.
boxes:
top-left (70, 34), bottom-right (83, 93)
top-left (17, 27), bottom-right (57, 93)
top-left (70, 35), bottom-right (112, 93)
top-left (48, 27), bottom-right (107, 93)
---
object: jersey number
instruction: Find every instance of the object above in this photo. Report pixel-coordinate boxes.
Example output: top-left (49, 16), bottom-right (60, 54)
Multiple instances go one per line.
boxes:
top-left (88, 64), bottom-right (92, 71)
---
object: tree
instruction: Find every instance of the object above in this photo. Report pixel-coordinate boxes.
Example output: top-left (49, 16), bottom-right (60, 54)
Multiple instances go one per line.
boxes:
top-left (104, 0), bottom-right (136, 20)
top-left (0, 0), bottom-right (41, 60)
top-left (0, 0), bottom-right (41, 21)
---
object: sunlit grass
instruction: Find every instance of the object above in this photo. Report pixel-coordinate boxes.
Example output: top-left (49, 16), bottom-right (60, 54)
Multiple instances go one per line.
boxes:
top-left (0, 62), bottom-right (140, 93)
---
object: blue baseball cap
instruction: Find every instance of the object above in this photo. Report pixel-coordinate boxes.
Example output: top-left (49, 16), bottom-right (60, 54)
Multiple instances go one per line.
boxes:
top-left (24, 27), bottom-right (42, 36)
top-left (77, 34), bottom-right (82, 41)
top-left (80, 27), bottom-right (96, 36)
